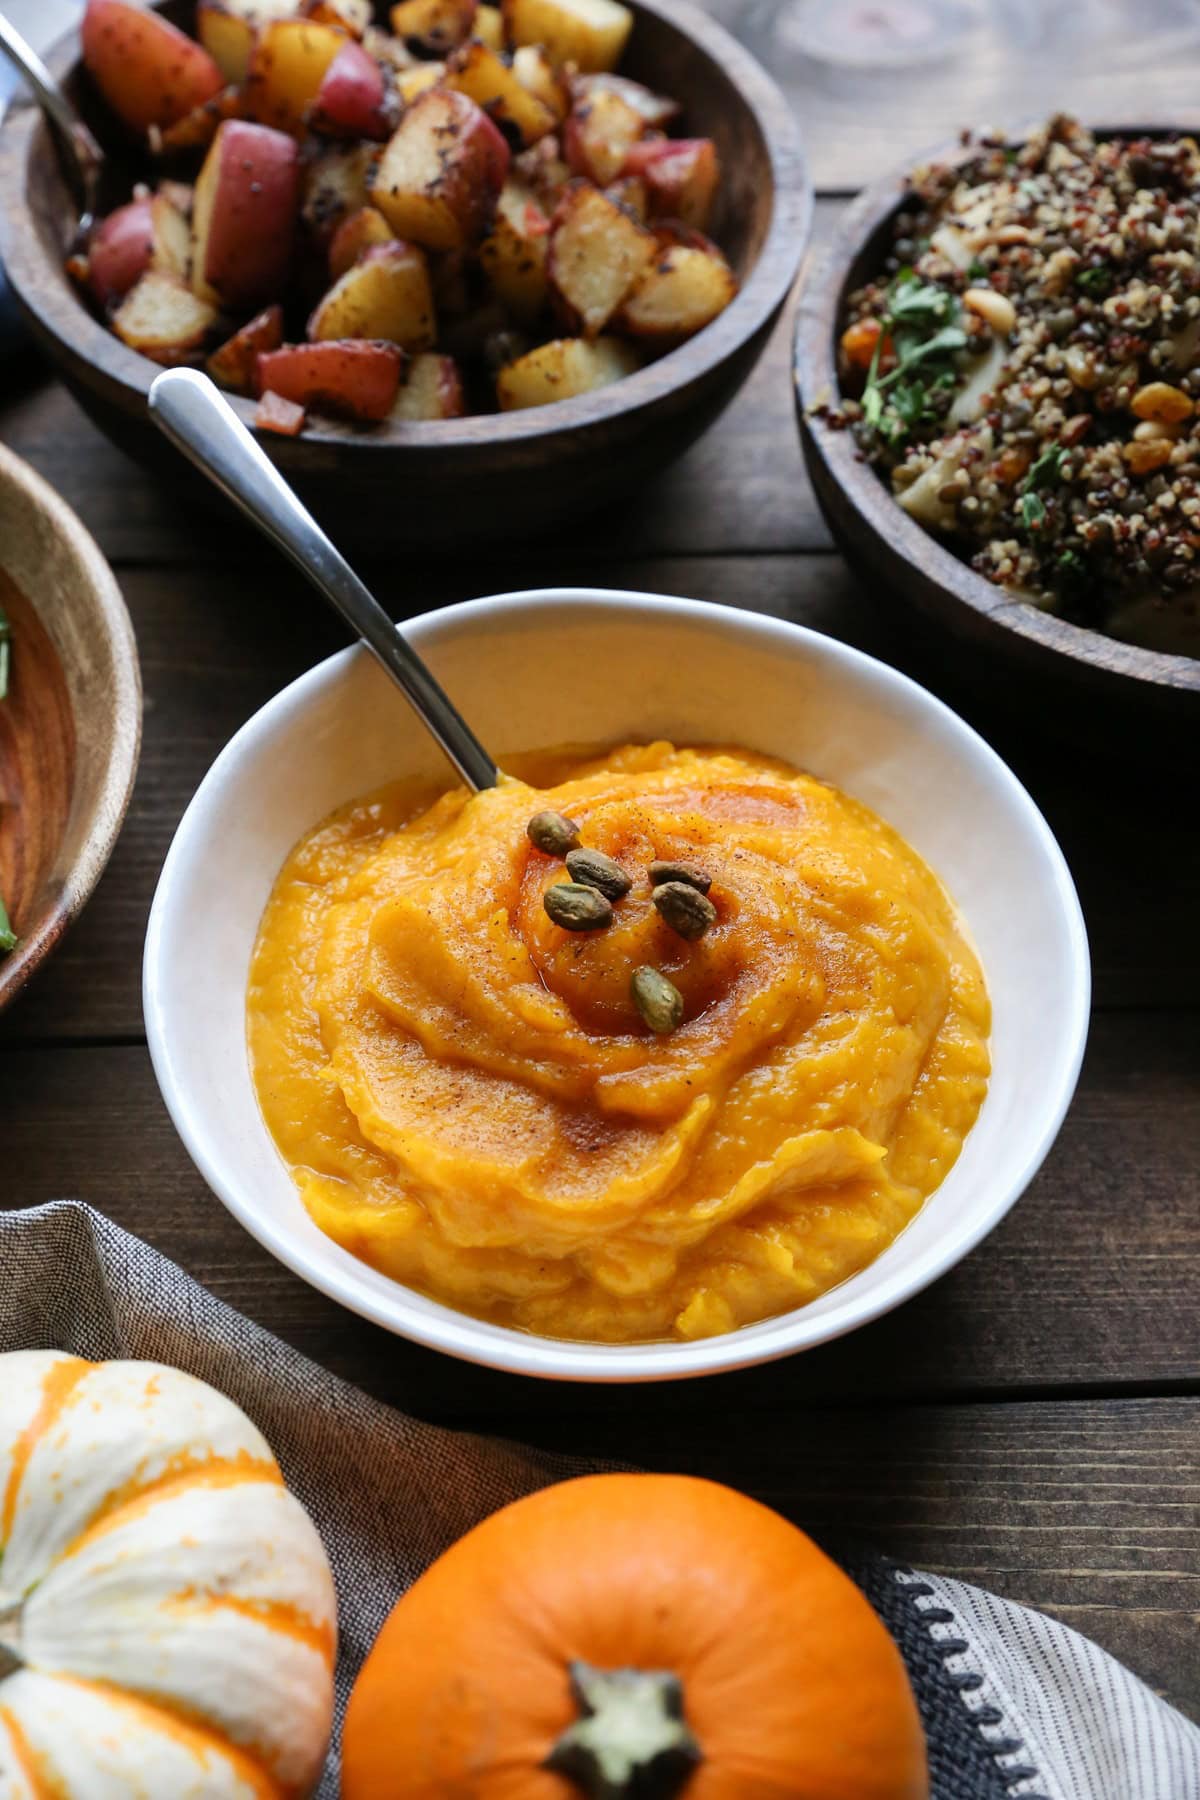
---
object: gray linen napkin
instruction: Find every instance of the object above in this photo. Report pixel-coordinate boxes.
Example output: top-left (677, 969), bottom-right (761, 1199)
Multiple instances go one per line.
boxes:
top-left (2, 1201), bottom-right (1197, 1800)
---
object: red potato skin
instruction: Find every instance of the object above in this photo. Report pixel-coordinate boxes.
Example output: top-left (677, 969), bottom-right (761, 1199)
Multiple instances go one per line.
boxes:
top-left (621, 137), bottom-right (719, 227)
top-left (256, 339), bottom-right (404, 421)
top-left (88, 198), bottom-right (155, 307)
top-left (372, 89), bottom-right (510, 248)
top-left (312, 41), bottom-right (396, 140)
top-left (194, 120), bottom-right (300, 309)
top-left (81, 0), bottom-right (223, 132)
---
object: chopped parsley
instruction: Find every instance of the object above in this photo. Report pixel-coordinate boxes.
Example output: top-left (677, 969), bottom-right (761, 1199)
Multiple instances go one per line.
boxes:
top-left (860, 273), bottom-right (969, 448)
top-left (1076, 265), bottom-right (1114, 296)
top-left (0, 896), bottom-right (15, 956)
top-left (1020, 491), bottom-right (1047, 530)
top-left (1017, 444), bottom-right (1066, 534)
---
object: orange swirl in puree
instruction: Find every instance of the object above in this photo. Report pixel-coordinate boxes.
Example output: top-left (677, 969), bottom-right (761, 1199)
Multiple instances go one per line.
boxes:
top-left (247, 743), bottom-right (990, 1342)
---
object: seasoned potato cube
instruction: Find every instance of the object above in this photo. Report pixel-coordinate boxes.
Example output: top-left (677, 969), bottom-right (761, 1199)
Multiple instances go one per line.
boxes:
top-left (207, 302), bottom-right (285, 391)
top-left (393, 351), bottom-right (466, 417)
top-left (308, 240), bottom-right (435, 348)
top-left (82, 0), bottom-right (223, 132)
top-left (496, 334), bottom-right (637, 408)
top-left (256, 388), bottom-right (307, 433)
top-left (573, 71), bottom-right (679, 127)
top-left (511, 45), bottom-right (569, 122)
top-left (191, 119), bottom-right (300, 309)
top-left (445, 41), bottom-right (556, 148)
top-left (302, 141), bottom-right (378, 246)
top-left (302, 0), bottom-right (372, 33)
top-left (395, 59), bottom-right (446, 100)
top-left (371, 88), bottom-right (510, 249)
top-left (246, 17), bottom-right (348, 134)
top-left (502, 0), bottom-right (631, 70)
top-left (149, 86), bottom-right (243, 157)
top-left (328, 204), bottom-right (395, 276)
top-left (311, 39), bottom-right (394, 139)
top-left (619, 243), bottom-right (736, 339)
top-left (389, 0), bottom-right (476, 55)
top-left (514, 132), bottom-right (571, 212)
top-left (603, 173), bottom-right (647, 221)
top-left (149, 191), bottom-right (192, 278)
top-left (622, 137), bottom-right (719, 230)
top-left (564, 85), bottom-right (645, 184)
top-left (197, 0), bottom-right (298, 85)
top-left (111, 269), bottom-right (217, 362)
top-left (547, 180), bottom-right (655, 335)
top-left (473, 3), bottom-right (504, 47)
top-left (257, 338), bottom-right (404, 419)
top-left (479, 179), bottom-right (549, 319)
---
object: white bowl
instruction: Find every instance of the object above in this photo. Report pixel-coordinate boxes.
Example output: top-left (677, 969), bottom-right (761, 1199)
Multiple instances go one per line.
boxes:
top-left (144, 590), bottom-right (1090, 1382)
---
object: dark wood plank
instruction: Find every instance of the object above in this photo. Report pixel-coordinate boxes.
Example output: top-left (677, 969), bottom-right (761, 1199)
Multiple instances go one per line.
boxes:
top-left (1, 549), bottom-right (1193, 1045)
top-left (507, 1396), bottom-right (1200, 1725)
top-left (3, 1011), bottom-right (1196, 1404)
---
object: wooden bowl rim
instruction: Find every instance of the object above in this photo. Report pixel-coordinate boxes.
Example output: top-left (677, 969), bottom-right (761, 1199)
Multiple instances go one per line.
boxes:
top-left (793, 120), bottom-right (1200, 698)
top-left (0, 0), bottom-right (811, 452)
top-left (0, 440), bottom-right (142, 1009)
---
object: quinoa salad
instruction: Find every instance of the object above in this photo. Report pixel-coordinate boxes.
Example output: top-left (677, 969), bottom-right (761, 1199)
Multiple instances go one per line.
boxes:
top-left (833, 114), bottom-right (1200, 657)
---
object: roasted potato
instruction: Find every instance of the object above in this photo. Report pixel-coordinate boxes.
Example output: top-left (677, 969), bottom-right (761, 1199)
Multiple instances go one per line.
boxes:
top-left (303, 0), bottom-right (372, 34)
top-left (328, 205), bottom-right (395, 277)
top-left (478, 179), bottom-right (550, 320)
top-left (564, 85), bottom-right (645, 184)
top-left (503, 0), bottom-right (632, 71)
top-left (547, 179), bottom-right (655, 335)
top-left (311, 39), bottom-right (396, 139)
top-left (619, 242), bottom-right (736, 340)
top-left (302, 141), bottom-right (379, 246)
top-left (196, 0), bottom-right (298, 85)
top-left (111, 269), bottom-right (218, 361)
top-left (445, 41), bottom-right (557, 148)
top-left (308, 240), bottom-right (436, 348)
top-left (191, 119), bottom-right (300, 309)
top-left (371, 89), bottom-right (510, 249)
top-left (257, 339), bottom-right (405, 419)
top-left (82, 0), bottom-right (224, 132)
top-left (393, 351), bottom-right (467, 417)
top-left (496, 334), bottom-right (636, 407)
top-left (389, 0), bottom-right (477, 55)
top-left (622, 137), bottom-right (718, 229)
top-left (207, 302), bottom-right (285, 391)
top-left (246, 17), bottom-right (348, 134)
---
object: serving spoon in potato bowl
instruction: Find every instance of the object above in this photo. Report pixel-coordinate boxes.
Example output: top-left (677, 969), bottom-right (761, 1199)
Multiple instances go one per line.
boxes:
top-left (0, 12), bottom-right (102, 240)
top-left (148, 367), bottom-right (499, 792)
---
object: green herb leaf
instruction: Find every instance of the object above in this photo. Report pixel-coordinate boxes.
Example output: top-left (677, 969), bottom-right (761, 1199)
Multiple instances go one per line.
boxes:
top-left (888, 275), bottom-right (958, 328)
top-left (1020, 491), bottom-right (1047, 530)
top-left (1075, 265), bottom-right (1113, 296)
top-left (1020, 444), bottom-right (1066, 494)
top-left (0, 894), bottom-right (16, 956)
top-left (967, 257), bottom-right (988, 280)
top-left (1057, 547), bottom-right (1088, 581)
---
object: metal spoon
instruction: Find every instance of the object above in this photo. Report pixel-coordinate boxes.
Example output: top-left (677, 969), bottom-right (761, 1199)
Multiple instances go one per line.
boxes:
top-left (0, 12), bottom-right (102, 240)
top-left (148, 368), bottom-right (499, 792)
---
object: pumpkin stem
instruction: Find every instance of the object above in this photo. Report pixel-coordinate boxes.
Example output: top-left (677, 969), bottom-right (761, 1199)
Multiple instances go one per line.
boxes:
top-left (545, 1660), bottom-right (701, 1800)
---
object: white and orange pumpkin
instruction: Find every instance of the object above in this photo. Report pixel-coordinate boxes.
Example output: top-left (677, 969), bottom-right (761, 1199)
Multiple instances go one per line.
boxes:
top-left (0, 1351), bottom-right (337, 1798)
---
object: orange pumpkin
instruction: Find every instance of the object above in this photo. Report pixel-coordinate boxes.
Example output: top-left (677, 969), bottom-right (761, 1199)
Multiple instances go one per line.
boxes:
top-left (342, 1473), bottom-right (928, 1800)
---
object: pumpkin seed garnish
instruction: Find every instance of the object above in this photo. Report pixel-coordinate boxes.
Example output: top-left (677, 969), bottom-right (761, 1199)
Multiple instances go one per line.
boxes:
top-left (648, 859), bottom-right (711, 895)
top-left (544, 882), bottom-right (613, 932)
top-left (652, 880), bottom-right (717, 942)
top-left (565, 846), bottom-right (633, 901)
top-left (631, 965), bottom-right (684, 1034)
top-left (527, 810), bottom-right (581, 858)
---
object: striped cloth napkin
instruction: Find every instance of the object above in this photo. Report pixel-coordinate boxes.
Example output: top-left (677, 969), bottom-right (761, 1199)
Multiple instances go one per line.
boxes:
top-left (2, 1201), bottom-right (1197, 1800)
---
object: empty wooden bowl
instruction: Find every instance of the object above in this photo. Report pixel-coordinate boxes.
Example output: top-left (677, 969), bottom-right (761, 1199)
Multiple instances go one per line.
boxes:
top-left (0, 0), bottom-right (810, 551)
top-left (0, 441), bottom-right (140, 1011)
top-left (794, 130), bottom-right (1200, 738)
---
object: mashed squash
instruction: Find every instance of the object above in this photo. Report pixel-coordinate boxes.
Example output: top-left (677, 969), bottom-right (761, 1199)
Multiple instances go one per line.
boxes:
top-left (248, 743), bottom-right (990, 1342)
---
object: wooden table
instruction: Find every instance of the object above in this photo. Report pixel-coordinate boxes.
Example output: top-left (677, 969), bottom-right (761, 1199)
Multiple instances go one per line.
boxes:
top-left (3, 0), bottom-right (1198, 1726)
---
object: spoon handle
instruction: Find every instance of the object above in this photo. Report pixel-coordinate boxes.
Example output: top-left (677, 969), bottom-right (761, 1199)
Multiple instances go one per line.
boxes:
top-left (0, 13), bottom-right (101, 221)
top-left (149, 368), bottom-right (499, 793)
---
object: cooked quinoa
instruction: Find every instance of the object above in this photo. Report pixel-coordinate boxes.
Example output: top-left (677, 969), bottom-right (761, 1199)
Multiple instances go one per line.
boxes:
top-left (835, 114), bottom-right (1200, 656)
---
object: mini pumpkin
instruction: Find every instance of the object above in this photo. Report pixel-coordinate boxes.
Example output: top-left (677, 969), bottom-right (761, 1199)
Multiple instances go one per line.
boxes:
top-left (0, 1351), bottom-right (337, 1797)
top-left (342, 1472), bottom-right (928, 1800)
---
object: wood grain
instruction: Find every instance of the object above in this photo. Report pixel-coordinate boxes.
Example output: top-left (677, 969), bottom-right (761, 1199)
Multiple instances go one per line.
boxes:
top-left (3, 1011), bottom-right (1196, 1407)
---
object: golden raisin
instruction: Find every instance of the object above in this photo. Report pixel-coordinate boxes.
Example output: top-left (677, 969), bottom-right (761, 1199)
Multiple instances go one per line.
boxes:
top-left (1122, 438), bottom-right (1174, 475)
top-left (1130, 381), bottom-right (1194, 424)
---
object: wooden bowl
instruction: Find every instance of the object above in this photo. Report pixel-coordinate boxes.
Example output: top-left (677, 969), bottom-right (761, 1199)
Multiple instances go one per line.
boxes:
top-left (793, 130), bottom-right (1200, 737)
top-left (0, 441), bottom-right (141, 1012)
top-left (0, 0), bottom-right (810, 552)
